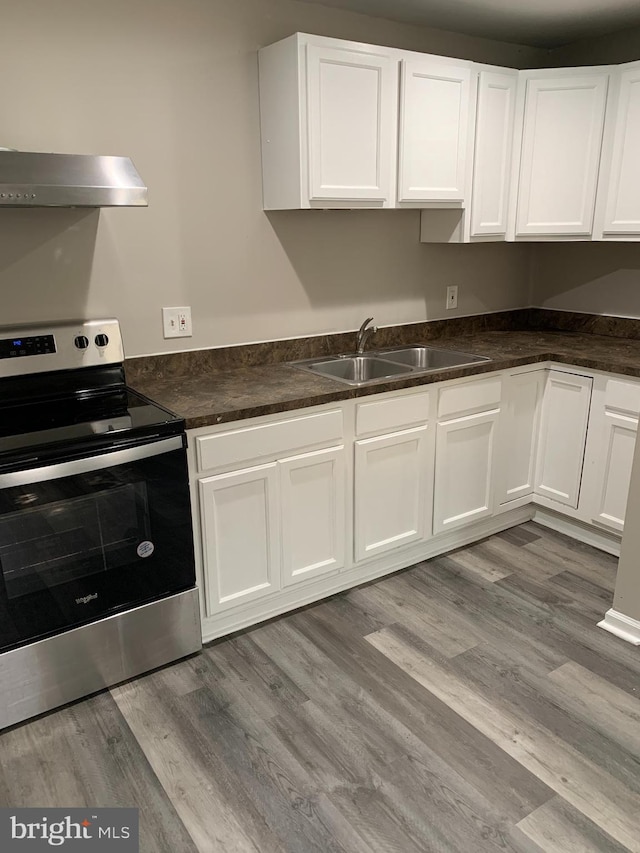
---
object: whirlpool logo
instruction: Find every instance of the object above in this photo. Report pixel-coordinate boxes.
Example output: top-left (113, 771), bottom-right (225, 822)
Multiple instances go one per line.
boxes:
top-left (75, 593), bottom-right (98, 605)
top-left (0, 809), bottom-right (138, 851)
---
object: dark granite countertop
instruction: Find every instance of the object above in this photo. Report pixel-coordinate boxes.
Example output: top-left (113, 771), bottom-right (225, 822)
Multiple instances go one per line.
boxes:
top-left (127, 330), bottom-right (640, 430)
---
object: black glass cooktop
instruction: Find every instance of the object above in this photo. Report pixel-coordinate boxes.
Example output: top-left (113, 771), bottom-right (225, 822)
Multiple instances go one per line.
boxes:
top-left (0, 388), bottom-right (181, 452)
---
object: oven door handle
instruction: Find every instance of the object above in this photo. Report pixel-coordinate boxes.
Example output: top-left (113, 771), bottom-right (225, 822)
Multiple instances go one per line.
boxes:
top-left (0, 436), bottom-right (184, 488)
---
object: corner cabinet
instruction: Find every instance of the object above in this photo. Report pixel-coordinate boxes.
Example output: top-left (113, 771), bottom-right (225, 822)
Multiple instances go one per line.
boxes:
top-left (470, 69), bottom-right (518, 238)
top-left (535, 370), bottom-right (593, 508)
top-left (420, 66), bottom-right (518, 243)
top-left (509, 69), bottom-right (610, 239)
top-left (596, 61), bottom-right (640, 238)
top-left (495, 368), bottom-right (544, 507)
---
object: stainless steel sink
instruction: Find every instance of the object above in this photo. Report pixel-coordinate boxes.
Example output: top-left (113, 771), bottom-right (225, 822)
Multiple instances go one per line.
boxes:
top-left (289, 345), bottom-right (490, 386)
top-left (377, 345), bottom-right (490, 370)
top-left (301, 355), bottom-right (413, 386)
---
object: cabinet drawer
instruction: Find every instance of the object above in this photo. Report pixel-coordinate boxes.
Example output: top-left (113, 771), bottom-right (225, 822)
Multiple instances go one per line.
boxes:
top-left (356, 391), bottom-right (430, 436)
top-left (438, 377), bottom-right (502, 419)
top-left (196, 409), bottom-right (343, 472)
top-left (605, 378), bottom-right (640, 416)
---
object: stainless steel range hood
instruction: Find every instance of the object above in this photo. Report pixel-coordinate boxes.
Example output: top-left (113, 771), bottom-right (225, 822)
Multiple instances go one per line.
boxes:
top-left (0, 151), bottom-right (148, 207)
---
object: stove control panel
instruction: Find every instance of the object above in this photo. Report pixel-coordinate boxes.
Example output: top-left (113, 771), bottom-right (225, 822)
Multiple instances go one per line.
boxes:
top-left (0, 334), bottom-right (56, 360)
top-left (0, 319), bottom-right (124, 378)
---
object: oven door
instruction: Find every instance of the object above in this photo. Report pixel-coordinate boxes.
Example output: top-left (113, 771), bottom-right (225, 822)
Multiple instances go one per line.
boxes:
top-left (0, 435), bottom-right (195, 653)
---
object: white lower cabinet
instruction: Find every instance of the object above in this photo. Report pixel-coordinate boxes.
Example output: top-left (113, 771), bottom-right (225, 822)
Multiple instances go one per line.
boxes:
top-left (581, 377), bottom-right (640, 532)
top-left (589, 412), bottom-right (637, 530)
top-left (535, 370), bottom-right (593, 508)
top-left (192, 363), bottom-right (637, 642)
top-left (280, 446), bottom-right (346, 585)
top-left (496, 369), bottom-right (544, 505)
top-left (434, 408), bottom-right (500, 534)
top-left (199, 463), bottom-right (280, 615)
top-left (354, 425), bottom-right (430, 561)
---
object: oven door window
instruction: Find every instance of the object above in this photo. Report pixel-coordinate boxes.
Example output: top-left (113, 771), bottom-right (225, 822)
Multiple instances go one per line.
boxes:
top-left (0, 440), bottom-right (195, 653)
top-left (0, 481), bottom-right (150, 599)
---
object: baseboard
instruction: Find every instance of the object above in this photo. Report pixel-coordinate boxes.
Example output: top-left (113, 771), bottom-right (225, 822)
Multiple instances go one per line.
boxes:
top-left (532, 508), bottom-right (621, 556)
top-left (598, 609), bottom-right (640, 645)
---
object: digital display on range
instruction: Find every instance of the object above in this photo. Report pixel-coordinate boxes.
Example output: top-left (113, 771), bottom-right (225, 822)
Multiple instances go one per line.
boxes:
top-left (0, 334), bottom-right (56, 359)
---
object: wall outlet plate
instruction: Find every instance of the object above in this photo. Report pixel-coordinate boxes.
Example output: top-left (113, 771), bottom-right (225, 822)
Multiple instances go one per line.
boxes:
top-left (446, 286), bottom-right (458, 310)
top-left (162, 306), bottom-right (192, 338)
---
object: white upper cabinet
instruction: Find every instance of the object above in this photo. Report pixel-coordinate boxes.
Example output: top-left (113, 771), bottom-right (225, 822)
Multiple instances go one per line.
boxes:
top-left (597, 61), bottom-right (640, 237)
top-left (260, 34), bottom-right (640, 241)
top-left (259, 34), bottom-right (476, 210)
top-left (511, 70), bottom-right (610, 238)
top-left (419, 65), bottom-right (519, 243)
top-left (470, 69), bottom-right (517, 237)
top-left (259, 34), bottom-right (398, 209)
top-left (306, 44), bottom-right (396, 204)
top-left (398, 59), bottom-right (472, 205)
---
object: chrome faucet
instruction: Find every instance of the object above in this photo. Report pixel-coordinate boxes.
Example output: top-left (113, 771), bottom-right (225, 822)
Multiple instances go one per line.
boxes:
top-left (355, 317), bottom-right (377, 354)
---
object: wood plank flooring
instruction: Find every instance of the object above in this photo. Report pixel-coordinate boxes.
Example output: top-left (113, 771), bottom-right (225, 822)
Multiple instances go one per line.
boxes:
top-left (2, 521), bottom-right (640, 852)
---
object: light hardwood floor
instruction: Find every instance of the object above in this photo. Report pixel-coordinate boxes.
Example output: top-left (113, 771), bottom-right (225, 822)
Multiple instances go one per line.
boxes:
top-left (1, 522), bottom-right (639, 852)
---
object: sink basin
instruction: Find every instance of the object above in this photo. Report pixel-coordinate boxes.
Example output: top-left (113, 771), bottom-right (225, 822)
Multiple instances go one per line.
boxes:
top-left (289, 345), bottom-right (490, 386)
top-left (379, 346), bottom-right (490, 370)
top-left (301, 355), bottom-right (413, 386)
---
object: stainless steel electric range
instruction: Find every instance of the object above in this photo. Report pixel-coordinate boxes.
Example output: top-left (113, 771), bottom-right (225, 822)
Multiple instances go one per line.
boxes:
top-left (0, 319), bottom-right (201, 729)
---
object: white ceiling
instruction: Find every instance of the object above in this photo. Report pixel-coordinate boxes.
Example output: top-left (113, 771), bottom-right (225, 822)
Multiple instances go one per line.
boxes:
top-left (293, 0), bottom-right (640, 47)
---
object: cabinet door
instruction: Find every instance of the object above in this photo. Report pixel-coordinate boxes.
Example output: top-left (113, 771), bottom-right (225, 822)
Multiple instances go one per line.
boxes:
top-left (535, 372), bottom-right (593, 508)
top-left (582, 379), bottom-right (640, 532)
top-left (306, 44), bottom-right (395, 203)
top-left (497, 370), bottom-right (544, 505)
top-left (199, 464), bottom-right (280, 615)
top-left (279, 446), bottom-right (346, 586)
top-left (602, 63), bottom-right (640, 235)
top-left (433, 408), bottom-right (499, 534)
top-left (354, 426), bottom-right (429, 562)
top-left (515, 74), bottom-right (609, 236)
top-left (471, 71), bottom-right (517, 237)
top-left (591, 411), bottom-right (637, 531)
top-left (398, 59), bottom-right (471, 203)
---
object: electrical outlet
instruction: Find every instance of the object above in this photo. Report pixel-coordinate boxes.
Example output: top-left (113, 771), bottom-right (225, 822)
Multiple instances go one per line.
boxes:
top-left (446, 286), bottom-right (458, 310)
top-left (162, 306), bottom-right (192, 338)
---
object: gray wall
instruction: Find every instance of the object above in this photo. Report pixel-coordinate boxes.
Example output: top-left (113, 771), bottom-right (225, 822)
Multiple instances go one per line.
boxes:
top-left (0, 0), bottom-right (541, 357)
top-left (530, 243), bottom-right (640, 318)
